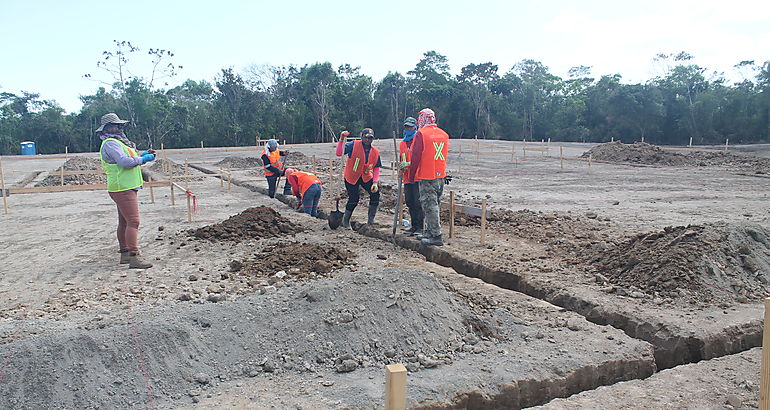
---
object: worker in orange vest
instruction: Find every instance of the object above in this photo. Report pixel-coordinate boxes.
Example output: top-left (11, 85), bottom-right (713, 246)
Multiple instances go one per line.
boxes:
top-left (410, 108), bottom-right (449, 246)
top-left (261, 139), bottom-right (288, 198)
top-left (399, 116), bottom-right (424, 235)
top-left (284, 169), bottom-right (323, 217)
top-left (335, 128), bottom-right (382, 229)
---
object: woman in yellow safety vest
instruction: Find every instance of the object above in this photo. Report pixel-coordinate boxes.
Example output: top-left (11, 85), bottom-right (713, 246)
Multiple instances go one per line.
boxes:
top-left (97, 113), bottom-right (155, 269)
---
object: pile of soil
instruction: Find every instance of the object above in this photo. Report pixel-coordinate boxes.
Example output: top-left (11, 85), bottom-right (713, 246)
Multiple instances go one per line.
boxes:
top-left (584, 142), bottom-right (770, 173)
top-left (0, 268), bottom-right (502, 409)
top-left (189, 207), bottom-right (304, 242)
top-left (147, 158), bottom-right (204, 179)
top-left (37, 158), bottom-right (103, 187)
top-left (229, 242), bottom-right (355, 280)
top-left (586, 223), bottom-right (770, 304)
top-left (582, 142), bottom-right (689, 166)
top-left (214, 156), bottom-right (262, 169)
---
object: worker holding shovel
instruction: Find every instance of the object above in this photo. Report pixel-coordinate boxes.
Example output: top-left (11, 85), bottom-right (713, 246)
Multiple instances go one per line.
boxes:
top-left (261, 139), bottom-right (288, 198)
top-left (284, 168), bottom-right (323, 217)
top-left (335, 128), bottom-right (382, 228)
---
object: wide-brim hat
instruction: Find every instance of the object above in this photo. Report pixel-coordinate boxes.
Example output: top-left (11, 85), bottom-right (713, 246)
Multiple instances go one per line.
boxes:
top-left (95, 113), bottom-right (129, 132)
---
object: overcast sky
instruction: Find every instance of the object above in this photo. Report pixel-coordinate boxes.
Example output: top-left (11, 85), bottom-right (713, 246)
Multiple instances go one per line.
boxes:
top-left (1, 0), bottom-right (768, 113)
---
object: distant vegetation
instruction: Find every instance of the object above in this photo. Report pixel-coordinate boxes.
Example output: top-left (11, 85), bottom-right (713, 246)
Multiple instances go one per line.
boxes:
top-left (1, 44), bottom-right (769, 155)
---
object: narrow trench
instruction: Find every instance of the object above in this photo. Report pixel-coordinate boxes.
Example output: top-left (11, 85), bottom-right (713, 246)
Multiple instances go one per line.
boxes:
top-left (192, 164), bottom-right (763, 408)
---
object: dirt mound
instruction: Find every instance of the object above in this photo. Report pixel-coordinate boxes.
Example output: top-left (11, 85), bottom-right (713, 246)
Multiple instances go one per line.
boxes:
top-left (582, 142), bottom-right (690, 166)
top-left (37, 158), bottom-right (103, 187)
top-left (146, 158), bottom-right (204, 179)
top-left (189, 207), bottom-right (304, 241)
top-left (229, 242), bottom-right (355, 280)
top-left (588, 223), bottom-right (770, 304)
top-left (214, 156), bottom-right (262, 169)
top-left (583, 142), bottom-right (770, 173)
top-left (0, 268), bottom-right (499, 408)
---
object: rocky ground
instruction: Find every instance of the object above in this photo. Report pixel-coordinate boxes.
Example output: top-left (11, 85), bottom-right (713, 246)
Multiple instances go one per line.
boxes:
top-left (1, 140), bottom-right (769, 409)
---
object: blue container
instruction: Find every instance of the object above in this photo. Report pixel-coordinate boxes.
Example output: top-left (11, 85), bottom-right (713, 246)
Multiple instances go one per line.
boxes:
top-left (20, 141), bottom-right (36, 155)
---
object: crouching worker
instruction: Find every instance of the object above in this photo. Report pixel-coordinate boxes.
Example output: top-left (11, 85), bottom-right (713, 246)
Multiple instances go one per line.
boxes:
top-left (97, 112), bottom-right (155, 269)
top-left (285, 168), bottom-right (322, 217)
top-left (336, 128), bottom-right (382, 228)
top-left (261, 139), bottom-right (288, 198)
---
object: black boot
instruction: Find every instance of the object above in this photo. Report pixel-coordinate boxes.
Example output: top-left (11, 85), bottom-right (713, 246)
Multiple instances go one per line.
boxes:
top-left (367, 204), bottom-right (379, 225)
top-left (342, 210), bottom-right (353, 229)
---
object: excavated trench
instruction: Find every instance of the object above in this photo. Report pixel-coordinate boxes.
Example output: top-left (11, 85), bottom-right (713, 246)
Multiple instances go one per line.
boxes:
top-left (192, 163), bottom-right (764, 407)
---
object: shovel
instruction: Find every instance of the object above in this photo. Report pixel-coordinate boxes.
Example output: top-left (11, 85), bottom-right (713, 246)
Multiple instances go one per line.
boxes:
top-left (328, 197), bottom-right (344, 229)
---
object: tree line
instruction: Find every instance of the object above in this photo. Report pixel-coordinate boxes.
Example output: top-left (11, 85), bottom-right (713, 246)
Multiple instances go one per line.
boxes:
top-left (1, 47), bottom-right (769, 155)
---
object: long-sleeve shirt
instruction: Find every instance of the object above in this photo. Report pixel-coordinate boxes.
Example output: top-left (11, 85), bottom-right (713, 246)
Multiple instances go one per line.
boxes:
top-left (100, 140), bottom-right (143, 168)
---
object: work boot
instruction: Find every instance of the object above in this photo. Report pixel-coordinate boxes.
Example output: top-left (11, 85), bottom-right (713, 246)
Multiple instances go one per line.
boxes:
top-left (416, 233), bottom-right (429, 241)
top-left (421, 235), bottom-right (444, 246)
top-left (342, 210), bottom-right (353, 229)
top-left (119, 249), bottom-right (130, 264)
top-left (128, 252), bottom-right (153, 269)
top-left (367, 204), bottom-right (379, 225)
top-left (410, 227), bottom-right (423, 236)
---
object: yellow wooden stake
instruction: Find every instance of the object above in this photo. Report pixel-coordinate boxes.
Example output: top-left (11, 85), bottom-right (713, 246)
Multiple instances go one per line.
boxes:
top-left (480, 199), bottom-right (487, 244)
top-left (0, 156), bottom-right (8, 215)
top-left (385, 364), bottom-right (407, 410)
top-left (449, 190), bottom-right (455, 239)
top-left (760, 297), bottom-right (770, 409)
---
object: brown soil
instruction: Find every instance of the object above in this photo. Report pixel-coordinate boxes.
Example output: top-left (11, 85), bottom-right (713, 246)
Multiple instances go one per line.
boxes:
top-left (584, 141), bottom-right (770, 173)
top-left (37, 158), bottom-right (103, 186)
top-left (586, 223), bottom-right (770, 304)
top-left (228, 242), bottom-right (356, 280)
top-left (214, 156), bottom-right (263, 169)
top-left (147, 158), bottom-right (205, 179)
top-left (189, 206), bottom-right (304, 241)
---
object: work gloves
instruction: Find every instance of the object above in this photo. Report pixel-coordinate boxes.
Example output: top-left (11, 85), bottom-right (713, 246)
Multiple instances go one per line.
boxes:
top-left (141, 153), bottom-right (156, 164)
top-left (398, 161), bottom-right (410, 169)
top-left (370, 182), bottom-right (379, 193)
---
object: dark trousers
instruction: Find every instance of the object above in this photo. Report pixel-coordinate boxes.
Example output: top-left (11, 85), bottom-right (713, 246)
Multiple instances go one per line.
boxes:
top-left (403, 182), bottom-right (423, 229)
top-left (266, 175), bottom-right (279, 198)
top-left (345, 178), bottom-right (380, 212)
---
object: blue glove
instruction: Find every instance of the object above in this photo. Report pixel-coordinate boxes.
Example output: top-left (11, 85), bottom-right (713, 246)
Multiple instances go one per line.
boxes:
top-left (141, 153), bottom-right (155, 163)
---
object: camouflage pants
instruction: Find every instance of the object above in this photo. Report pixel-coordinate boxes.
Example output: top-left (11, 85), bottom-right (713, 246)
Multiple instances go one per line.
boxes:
top-left (418, 178), bottom-right (444, 239)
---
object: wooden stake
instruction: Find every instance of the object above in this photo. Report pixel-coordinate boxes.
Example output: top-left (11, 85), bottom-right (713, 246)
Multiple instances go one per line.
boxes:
top-left (312, 155), bottom-right (317, 174)
top-left (219, 168), bottom-right (224, 187)
top-left (588, 154), bottom-right (593, 171)
top-left (560, 146), bottom-right (564, 170)
top-left (60, 161), bottom-right (65, 186)
top-left (611, 136), bottom-right (614, 143)
top-left (149, 183), bottom-right (155, 204)
top-left (227, 169), bottom-right (231, 191)
top-left (0, 156), bottom-right (8, 215)
top-left (449, 190), bottom-right (455, 239)
top-left (760, 297), bottom-right (770, 409)
top-left (186, 192), bottom-right (192, 223)
top-left (65, 146), bottom-right (68, 155)
top-left (170, 165), bottom-right (175, 205)
top-left (385, 364), bottom-right (407, 410)
top-left (480, 199), bottom-right (487, 244)
top-left (689, 137), bottom-right (693, 148)
top-left (200, 141), bottom-right (204, 148)
top-left (725, 139), bottom-right (729, 152)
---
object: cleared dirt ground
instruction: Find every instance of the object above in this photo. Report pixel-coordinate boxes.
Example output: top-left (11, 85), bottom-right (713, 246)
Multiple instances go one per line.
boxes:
top-left (1, 139), bottom-right (769, 409)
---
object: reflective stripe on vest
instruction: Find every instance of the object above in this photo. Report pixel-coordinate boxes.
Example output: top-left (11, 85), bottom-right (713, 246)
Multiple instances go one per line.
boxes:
top-left (344, 140), bottom-right (379, 185)
top-left (264, 149), bottom-right (282, 176)
top-left (414, 125), bottom-right (449, 181)
top-left (100, 138), bottom-right (144, 192)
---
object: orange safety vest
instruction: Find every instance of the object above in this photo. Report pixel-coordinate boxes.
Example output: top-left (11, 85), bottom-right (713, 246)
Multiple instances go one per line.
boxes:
top-left (414, 125), bottom-right (449, 181)
top-left (399, 140), bottom-right (414, 184)
top-left (293, 171), bottom-right (322, 196)
top-left (343, 141), bottom-right (380, 184)
top-left (263, 149), bottom-right (283, 177)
